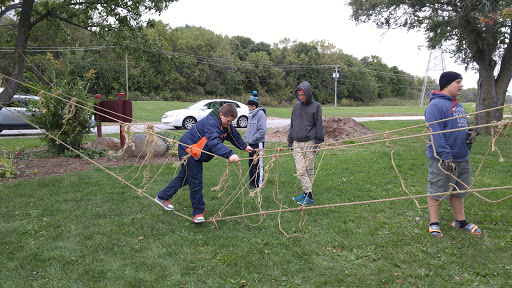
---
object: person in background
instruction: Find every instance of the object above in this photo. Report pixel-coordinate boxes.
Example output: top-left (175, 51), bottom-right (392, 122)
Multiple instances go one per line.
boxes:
top-left (245, 91), bottom-right (267, 190)
top-left (287, 81), bottom-right (324, 206)
top-left (424, 71), bottom-right (480, 237)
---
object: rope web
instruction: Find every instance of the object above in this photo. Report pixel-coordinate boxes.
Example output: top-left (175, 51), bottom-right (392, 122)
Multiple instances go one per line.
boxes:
top-left (1, 68), bottom-right (512, 237)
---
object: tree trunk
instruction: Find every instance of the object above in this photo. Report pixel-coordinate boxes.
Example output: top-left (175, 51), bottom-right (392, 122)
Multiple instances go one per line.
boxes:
top-left (474, 69), bottom-right (511, 133)
top-left (475, 68), bottom-right (498, 133)
top-left (473, 22), bottom-right (512, 134)
top-left (0, 0), bottom-right (35, 105)
top-left (474, 70), bottom-right (511, 134)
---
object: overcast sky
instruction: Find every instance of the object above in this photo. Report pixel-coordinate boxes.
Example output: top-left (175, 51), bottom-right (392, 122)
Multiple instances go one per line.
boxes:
top-left (147, 0), bottom-right (482, 89)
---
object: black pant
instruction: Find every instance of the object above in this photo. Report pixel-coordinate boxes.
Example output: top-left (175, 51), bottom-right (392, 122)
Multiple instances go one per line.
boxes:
top-left (248, 142), bottom-right (264, 188)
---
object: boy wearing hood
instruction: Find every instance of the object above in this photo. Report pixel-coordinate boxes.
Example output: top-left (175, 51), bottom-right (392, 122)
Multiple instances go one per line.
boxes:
top-left (425, 71), bottom-right (481, 237)
top-left (245, 91), bottom-right (267, 190)
top-left (287, 81), bottom-right (324, 206)
top-left (155, 103), bottom-right (253, 224)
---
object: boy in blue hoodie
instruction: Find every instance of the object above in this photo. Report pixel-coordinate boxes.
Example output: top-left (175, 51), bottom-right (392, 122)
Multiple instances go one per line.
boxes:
top-left (245, 91), bottom-right (267, 190)
top-left (155, 103), bottom-right (253, 223)
top-left (425, 71), bottom-right (480, 237)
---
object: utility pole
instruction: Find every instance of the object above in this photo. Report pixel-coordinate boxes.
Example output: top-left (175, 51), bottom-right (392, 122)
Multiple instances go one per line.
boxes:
top-left (333, 66), bottom-right (339, 108)
top-left (125, 52), bottom-right (129, 98)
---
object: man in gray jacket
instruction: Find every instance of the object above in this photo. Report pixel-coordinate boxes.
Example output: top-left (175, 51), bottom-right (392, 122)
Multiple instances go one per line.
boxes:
top-left (245, 91), bottom-right (267, 189)
top-left (287, 81), bottom-right (324, 206)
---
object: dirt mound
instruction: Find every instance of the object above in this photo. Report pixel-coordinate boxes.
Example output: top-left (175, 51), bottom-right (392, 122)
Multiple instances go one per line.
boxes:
top-left (266, 117), bottom-right (376, 142)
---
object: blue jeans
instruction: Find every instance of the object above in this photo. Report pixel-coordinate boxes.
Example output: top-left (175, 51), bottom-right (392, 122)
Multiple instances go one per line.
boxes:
top-left (158, 146), bottom-right (205, 217)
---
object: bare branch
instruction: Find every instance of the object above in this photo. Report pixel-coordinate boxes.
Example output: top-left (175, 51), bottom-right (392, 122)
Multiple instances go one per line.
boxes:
top-left (0, 3), bottom-right (22, 19)
top-left (51, 14), bottom-right (94, 30)
top-left (31, 9), bottom-right (52, 27)
top-left (495, 23), bottom-right (512, 93)
top-left (31, 9), bottom-right (92, 30)
top-left (68, 1), bottom-right (106, 6)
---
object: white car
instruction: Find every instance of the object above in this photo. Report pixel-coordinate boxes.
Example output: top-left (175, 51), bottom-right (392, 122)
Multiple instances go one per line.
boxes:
top-left (162, 99), bottom-right (249, 130)
top-left (0, 93), bottom-right (39, 133)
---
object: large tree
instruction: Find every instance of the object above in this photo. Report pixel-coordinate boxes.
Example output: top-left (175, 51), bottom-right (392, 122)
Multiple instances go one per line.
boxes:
top-left (349, 0), bottom-right (512, 132)
top-left (0, 0), bottom-right (177, 104)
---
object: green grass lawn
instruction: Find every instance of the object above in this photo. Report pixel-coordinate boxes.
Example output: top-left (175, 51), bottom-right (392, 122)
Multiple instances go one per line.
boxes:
top-left (132, 101), bottom-right (191, 123)
top-left (131, 101), bottom-right (476, 122)
top-left (1, 119), bottom-right (511, 287)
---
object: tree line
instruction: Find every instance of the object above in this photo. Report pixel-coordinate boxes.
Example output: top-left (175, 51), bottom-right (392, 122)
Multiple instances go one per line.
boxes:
top-left (1, 19), bottom-right (430, 106)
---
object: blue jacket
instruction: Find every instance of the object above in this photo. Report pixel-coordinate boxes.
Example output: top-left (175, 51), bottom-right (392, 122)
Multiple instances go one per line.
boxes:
top-left (179, 112), bottom-right (247, 162)
top-left (424, 91), bottom-right (471, 162)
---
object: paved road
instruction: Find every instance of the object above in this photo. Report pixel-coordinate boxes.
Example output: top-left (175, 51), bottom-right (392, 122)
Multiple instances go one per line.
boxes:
top-left (0, 116), bottom-right (425, 137)
top-left (265, 116), bottom-right (425, 127)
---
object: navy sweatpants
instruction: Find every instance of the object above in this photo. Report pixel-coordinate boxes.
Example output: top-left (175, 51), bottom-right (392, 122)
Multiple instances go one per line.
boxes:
top-left (158, 146), bottom-right (205, 217)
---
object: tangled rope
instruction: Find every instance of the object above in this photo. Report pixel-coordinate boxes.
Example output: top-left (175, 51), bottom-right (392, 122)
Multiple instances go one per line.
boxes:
top-left (2, 71), bottom-right (512, 237)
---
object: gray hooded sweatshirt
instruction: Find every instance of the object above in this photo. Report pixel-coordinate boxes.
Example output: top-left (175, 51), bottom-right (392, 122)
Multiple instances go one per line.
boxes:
top-left (245, 107), bottom-right (267, 144)
top-left (287, 81), bottom-right (324, 148)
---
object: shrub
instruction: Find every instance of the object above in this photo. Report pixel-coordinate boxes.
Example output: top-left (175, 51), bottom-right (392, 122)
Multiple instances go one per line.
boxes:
top-left (340, 98), bottom-right (357, 107)
top-left (0, 158), bottom-right (19, 179)
top-left (0, 147), bottom-right (22, 179)
top-left (29, 80), bottom-right (96, 154)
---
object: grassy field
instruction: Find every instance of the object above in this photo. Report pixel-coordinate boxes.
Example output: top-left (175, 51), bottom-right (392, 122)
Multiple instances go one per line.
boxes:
top-left (1, 111), bottom-right (511, 286)
top-left (131, 101), bottom-right (476, 122)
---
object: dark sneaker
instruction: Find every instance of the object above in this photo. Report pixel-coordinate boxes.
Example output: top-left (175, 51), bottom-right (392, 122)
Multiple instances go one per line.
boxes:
top-left (193, 213), bottom-right (205, 224)
top-left (154, 196), bottom-right (175, 211)
top-left (292, 193), bottom-right (306, 202)
top-left (297, 197), bottom-right (314, 206)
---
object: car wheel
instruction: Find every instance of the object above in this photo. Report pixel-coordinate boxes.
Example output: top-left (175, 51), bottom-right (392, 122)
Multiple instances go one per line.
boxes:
top-left (237, 116), bottom-right (248, 128)
top-left (182, 117), bottom-right (197, 130)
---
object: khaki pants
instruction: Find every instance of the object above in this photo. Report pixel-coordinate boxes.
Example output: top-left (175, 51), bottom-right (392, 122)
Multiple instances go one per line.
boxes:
top-left (292, 139), bottom-right (316, 193)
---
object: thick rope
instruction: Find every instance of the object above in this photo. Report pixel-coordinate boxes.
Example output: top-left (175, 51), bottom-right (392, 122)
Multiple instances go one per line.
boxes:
top-left (3, 72), bottom-right (512, 237)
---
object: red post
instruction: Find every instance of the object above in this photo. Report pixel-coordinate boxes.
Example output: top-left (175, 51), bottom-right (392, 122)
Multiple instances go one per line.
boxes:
top-left (118, 93), bottom-right (125, 147)
top-left (94, 94), bottom-right (102, 138)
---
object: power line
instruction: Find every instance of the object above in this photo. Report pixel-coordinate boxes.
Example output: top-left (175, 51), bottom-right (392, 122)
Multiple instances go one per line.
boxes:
top-left (0, 45), bottom-right (421, 90)
top-left (0, 45), bottom-right (418, 79)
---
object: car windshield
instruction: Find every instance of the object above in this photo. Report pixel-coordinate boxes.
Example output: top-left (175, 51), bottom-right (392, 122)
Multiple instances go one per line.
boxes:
top-left (187, 101), bottom-right (209, 110)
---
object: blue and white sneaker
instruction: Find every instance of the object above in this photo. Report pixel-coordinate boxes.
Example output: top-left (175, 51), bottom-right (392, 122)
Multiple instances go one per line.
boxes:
top-left (292, 193), bottom-right (306, 202)
top-left (297, 197), bottom-right (314, 206)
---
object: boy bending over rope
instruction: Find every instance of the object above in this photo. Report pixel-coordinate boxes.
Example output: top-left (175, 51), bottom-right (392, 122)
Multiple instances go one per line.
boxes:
top-left (155, 103), bottom-right (253, 223)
